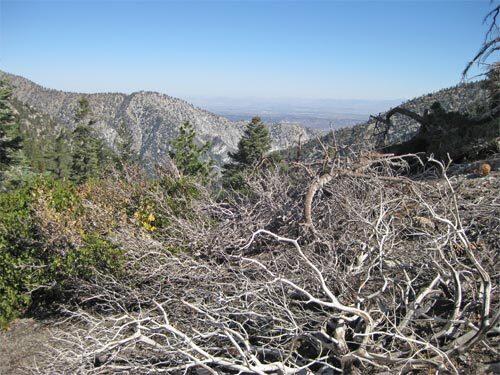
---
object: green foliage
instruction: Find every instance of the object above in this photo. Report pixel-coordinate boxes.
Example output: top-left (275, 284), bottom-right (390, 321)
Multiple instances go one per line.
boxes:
top-left (161, 175), bottom-right (201, 217)
top-left (115, 121), bottom-right (137, 166)
top-left (74, 97), bottom-right (91, 122)
top-left (133, 197), bottom-right (165, 232)
top-left (228, 116), bottom-right (271, 167)
top-left (54, 234), bottom-right (123, 279)
top-left (70, 125), bottom-right (102, 183)
top-left (11, 95), bottom-right (115, 181)
top-left (69, 98), bottom-right (115, 183)
top-left (169, 121), bottom-right (213, 180)
top-left (221, 166), bottom-right (248, 192)
top-left (71, 96), bottom-right (100, 183)
top-left (36, 176), bottom-right (80, 212)
top-left (0, 181), bottom-right (41, 327)
top-left (47, 131), bottom-right (72, 179)
top-left (386, 101), bottom-right (500, 161)
top-left (0, 176), bottom-right (123, 328)
top-left (0, 80), bottom-right (23, 187)
top-left (485, 63), bottom-right (499, 109)
top-left (1, 150), bottom-right (34, 190)
top-left (130, 175), bottom-right (201, 234)
top-left (6, 93), bottom-right (132, 184)
top-left (223, 116), bottom-right (271, 190)
top-left (18, 111), bottom-right (113, 183)
top-left (8, 97), bottom-right (71, 180)
top-left (3, 93), bottom-right (117, 184)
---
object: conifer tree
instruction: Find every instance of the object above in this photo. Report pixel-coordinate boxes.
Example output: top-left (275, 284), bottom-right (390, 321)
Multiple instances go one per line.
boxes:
top-left (227, 116), bottom-right (271, 167)
top-left (74, 97), bottom-right (91, 122)
top-left (169, 121), bottom-right (213, 180)
top-left (223, 116), bottom-right (271, 189)
top-left (485, 62), bottom-right (499, 110)
top-left (0, 80), bottom-right (23, 186)
top-left (70, 97), bottom-right (110, 183)
top-left (47, 130), bottom-right (72, 179)
top-left (70, 126), bottom-right (99, 183)
top-left (116, 121), bottom-right (137, 166)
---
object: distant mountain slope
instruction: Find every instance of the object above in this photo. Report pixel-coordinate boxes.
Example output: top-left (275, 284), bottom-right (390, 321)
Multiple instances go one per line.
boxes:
top-left (0, 71), bottom-right (315, 165)
top-left (304, 81), bottom-right (491, 157)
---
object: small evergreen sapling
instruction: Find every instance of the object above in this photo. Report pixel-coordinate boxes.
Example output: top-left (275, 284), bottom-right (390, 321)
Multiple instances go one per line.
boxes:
top-left (169, 121), bottom-right (213, 180)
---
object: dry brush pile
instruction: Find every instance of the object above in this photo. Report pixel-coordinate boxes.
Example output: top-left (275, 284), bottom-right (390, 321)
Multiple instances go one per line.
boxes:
top-left (27, 153), bottom-right (499, 374)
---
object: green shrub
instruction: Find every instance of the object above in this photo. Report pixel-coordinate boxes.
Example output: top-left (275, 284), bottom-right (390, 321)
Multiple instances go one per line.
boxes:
top-left (0, 176), bottom-right (123, 328)
top-left (129, 176), bottom-right (202, 234)
top-left (0, 183), bottom-right (40, 327)
top-left (133, 198), bottom-right (163, 232)
top-left (53, 234), bottom-right (123, 279)
top-left (161, 175), bottom-right (200, 216)
top-left (221, 166), bottom-right (248, 192)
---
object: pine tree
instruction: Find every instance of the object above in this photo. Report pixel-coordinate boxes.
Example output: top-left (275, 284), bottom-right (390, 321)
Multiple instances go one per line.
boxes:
top-left (70, 126), bottom-right (99, 183)
top-left (115, 121), bottom-right (137, 166)
top-left (0, 81), bottom-right (22, 169)
top-left (0, 80), bottom-right (23, 186)
top-left (169, 121), bottom-right (213, 180)
top-left (74, 97), bottom-right (91, 122)
top-left (1, 146), bottom-right (33, 190)
top-left (70, 97), bottom-right (111, 183)
top-left (227, 116), bottom-right (271, 167)
top-left (46, 130), bottom-right (72, 179)
top-left (222, 116), bottom-right (271, 189)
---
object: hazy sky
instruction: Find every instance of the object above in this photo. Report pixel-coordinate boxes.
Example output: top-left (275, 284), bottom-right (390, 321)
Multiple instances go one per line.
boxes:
top-left (0, 0), bottom-right (494, 100)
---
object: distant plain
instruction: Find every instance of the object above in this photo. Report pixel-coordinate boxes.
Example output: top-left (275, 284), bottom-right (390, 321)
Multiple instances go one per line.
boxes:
top-left (188, 96), bottom-right (402, 129)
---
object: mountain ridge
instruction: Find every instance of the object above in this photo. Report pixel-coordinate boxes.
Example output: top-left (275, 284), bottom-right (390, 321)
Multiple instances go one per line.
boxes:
top-left (0, 70), bottom-right (316, 165)
top-left (301, 80), bottom-right (492, 159)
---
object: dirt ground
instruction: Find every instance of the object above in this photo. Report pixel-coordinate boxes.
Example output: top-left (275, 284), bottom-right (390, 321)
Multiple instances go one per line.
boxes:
top-left (0, 319), bottom-right (53, 374)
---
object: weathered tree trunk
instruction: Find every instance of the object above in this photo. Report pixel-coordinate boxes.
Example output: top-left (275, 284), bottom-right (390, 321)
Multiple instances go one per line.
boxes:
top-left (373, 103), bottom-right (499, 161)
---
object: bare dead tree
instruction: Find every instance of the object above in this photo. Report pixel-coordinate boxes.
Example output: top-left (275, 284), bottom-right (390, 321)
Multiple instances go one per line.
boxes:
top-left (463, 2), bottom-right (499, 77)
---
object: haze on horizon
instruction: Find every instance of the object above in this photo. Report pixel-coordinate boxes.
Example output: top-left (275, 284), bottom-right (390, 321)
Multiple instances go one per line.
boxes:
top-left (0, 0), bottom-right (492, 104)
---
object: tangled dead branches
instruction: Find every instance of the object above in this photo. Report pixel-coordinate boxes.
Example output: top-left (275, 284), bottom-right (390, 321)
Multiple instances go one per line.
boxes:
top-left (27, 154), bottom-right (498, 374)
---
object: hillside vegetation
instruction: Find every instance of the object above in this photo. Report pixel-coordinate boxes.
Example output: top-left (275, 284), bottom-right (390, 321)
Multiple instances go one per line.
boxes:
top-left (0, 70), bottom-right (498, 374)
top-left (0, 70), bottom-right (316, 166)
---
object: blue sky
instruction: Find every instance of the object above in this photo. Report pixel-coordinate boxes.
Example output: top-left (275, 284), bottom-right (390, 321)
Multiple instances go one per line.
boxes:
top-left (0, 0), bottom-right (494, 100)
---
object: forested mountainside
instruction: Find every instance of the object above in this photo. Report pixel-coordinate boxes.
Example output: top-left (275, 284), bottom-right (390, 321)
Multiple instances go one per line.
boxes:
top-left (0, 70), bottom-right (315, 165)
top-left (302, 80), bottom-right (493, 158)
